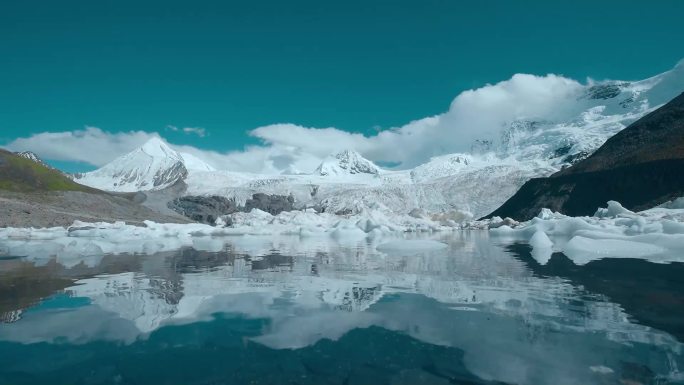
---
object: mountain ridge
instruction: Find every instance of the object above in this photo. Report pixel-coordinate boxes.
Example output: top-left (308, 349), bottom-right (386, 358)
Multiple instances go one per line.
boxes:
top-left (17, 62), bottom-right (684, 220)
top-left (486, 92), bottom-right (684, 221)
top-left (314, 149), bottom-right (381, 176)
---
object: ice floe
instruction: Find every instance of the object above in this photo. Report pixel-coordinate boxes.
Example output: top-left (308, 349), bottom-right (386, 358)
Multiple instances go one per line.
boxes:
top-left (490, 200), bottom-right (684, 265)
top-left (2, 197), bottom-right (684, 268)
top-left (0, 206), bottom-right (458, 261)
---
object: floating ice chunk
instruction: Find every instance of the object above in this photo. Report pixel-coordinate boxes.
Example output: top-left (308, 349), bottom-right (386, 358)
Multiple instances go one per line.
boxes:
top-left (330, 221), bottom-right (367, 239)
top-left (529, 230), bottom-right (553, 265)
top-left (594, 200), bottom-right (635, 218)
top-left (490, 200), bottom-right (684, 265)
top-left (563, 236), bottom-right (665, 265)
top-left (530, 230), bottom-right (553, 249)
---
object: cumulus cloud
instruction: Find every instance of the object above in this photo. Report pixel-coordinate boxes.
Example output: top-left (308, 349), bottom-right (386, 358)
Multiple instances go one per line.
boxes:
top-left (3, 72), bottom-right (595, 173)
top-left (240, 73), bottom-right (585, 169)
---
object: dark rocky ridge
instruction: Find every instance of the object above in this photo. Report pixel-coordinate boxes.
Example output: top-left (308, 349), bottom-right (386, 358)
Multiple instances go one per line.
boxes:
top-left (244, 193), bottom-right (295, 215)
top-left (167, 195), bottom-right (238, 225)
top-left (168, 193), bottom-right (295, 225)
top-left (487, 92), bottom-right (684, 221)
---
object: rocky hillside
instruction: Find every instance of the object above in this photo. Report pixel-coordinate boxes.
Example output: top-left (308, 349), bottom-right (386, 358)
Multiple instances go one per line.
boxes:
top-left (0, 149), bottom-right (94, 192)
top-left (487, 92), bottom-right (684, 221)
top-left (0, 150), bottom-right (189, 227)
top-left (556, 92), bottom-right (684, 175)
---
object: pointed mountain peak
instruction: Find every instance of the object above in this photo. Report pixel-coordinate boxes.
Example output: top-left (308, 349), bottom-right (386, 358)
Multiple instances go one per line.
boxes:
top-left (74, 136), bottom-right (216, 191)
top-left (140, 136), bottom-right (178, 158)
top-left (334, 149), bottom-right (363, 159)
top-left (315, 149), bottom-right (381, 176)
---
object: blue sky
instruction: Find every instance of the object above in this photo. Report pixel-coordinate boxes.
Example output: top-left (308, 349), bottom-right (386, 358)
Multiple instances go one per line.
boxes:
top-left (1, 0), bottom-right (683, 172)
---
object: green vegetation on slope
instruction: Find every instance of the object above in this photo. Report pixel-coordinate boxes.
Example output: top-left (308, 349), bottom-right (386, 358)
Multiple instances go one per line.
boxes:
top-left (0, 150), bottom-right (95, 192)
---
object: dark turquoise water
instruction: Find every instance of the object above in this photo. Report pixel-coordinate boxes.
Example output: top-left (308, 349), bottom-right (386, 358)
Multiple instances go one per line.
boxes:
top-left (0, 233), bottom-right (682, 385)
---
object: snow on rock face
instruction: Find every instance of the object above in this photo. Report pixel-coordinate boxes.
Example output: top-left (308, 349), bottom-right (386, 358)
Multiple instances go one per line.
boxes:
top-left (489, 198), bottom-right (684, 265)
top-left (409, 154), bottom-right (471, 183)
top-left (15, 151), bottom-right (45, 165)
top-left (180, 152), bottom-right (216, 172)
top-left (74, 137), bottom-right (214, 192)
top-left (315, 150), bottom-right (381, 176)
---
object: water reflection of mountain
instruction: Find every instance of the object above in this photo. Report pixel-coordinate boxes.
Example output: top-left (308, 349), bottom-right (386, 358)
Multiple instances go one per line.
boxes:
top-left (0, 233), bottom-right (682, 384)
top-left (507, 243), bottom-right (684, 342)
top-left (0, 248), bottom-right (233, 322)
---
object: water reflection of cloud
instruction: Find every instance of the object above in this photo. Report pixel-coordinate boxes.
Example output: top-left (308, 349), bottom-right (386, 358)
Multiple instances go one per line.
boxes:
top-left (1, 232), bottom-right (682, 384)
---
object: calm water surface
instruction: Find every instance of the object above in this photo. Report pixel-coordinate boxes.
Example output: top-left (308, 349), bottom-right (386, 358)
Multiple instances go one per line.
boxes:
top-left (0, 232), bottom-right (682, 385)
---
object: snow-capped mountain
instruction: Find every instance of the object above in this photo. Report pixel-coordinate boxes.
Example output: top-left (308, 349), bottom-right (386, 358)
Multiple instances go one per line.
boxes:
top-left (74, 61), bottom-right (684, 217)
top-left (74, 137), bottom-right (215, 192)
top-left (183, 62), bottom-right (683, 218)
top-left (488, 60), bottom-right (684, 165)
top-left (314, 150), bottom-right (381, 176)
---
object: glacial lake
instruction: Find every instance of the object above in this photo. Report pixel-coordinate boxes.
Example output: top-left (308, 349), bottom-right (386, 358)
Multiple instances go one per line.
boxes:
top-left (0, 232), bottom-right (682, 385)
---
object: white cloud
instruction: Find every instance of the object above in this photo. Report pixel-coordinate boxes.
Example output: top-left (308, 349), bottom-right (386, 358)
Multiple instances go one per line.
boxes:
top-left (2, 72), bottom-right (598, 174)
top-left (239, 73), bottom-right (585, 169)
top-left (166, 125), bottom-right (207, 137)
top-left (3, 127), bottom-right (157, 167)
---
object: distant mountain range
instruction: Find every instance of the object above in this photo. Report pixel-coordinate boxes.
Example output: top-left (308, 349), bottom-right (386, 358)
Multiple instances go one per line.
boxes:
top-left (6, 61), bottom-right (684, 222)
